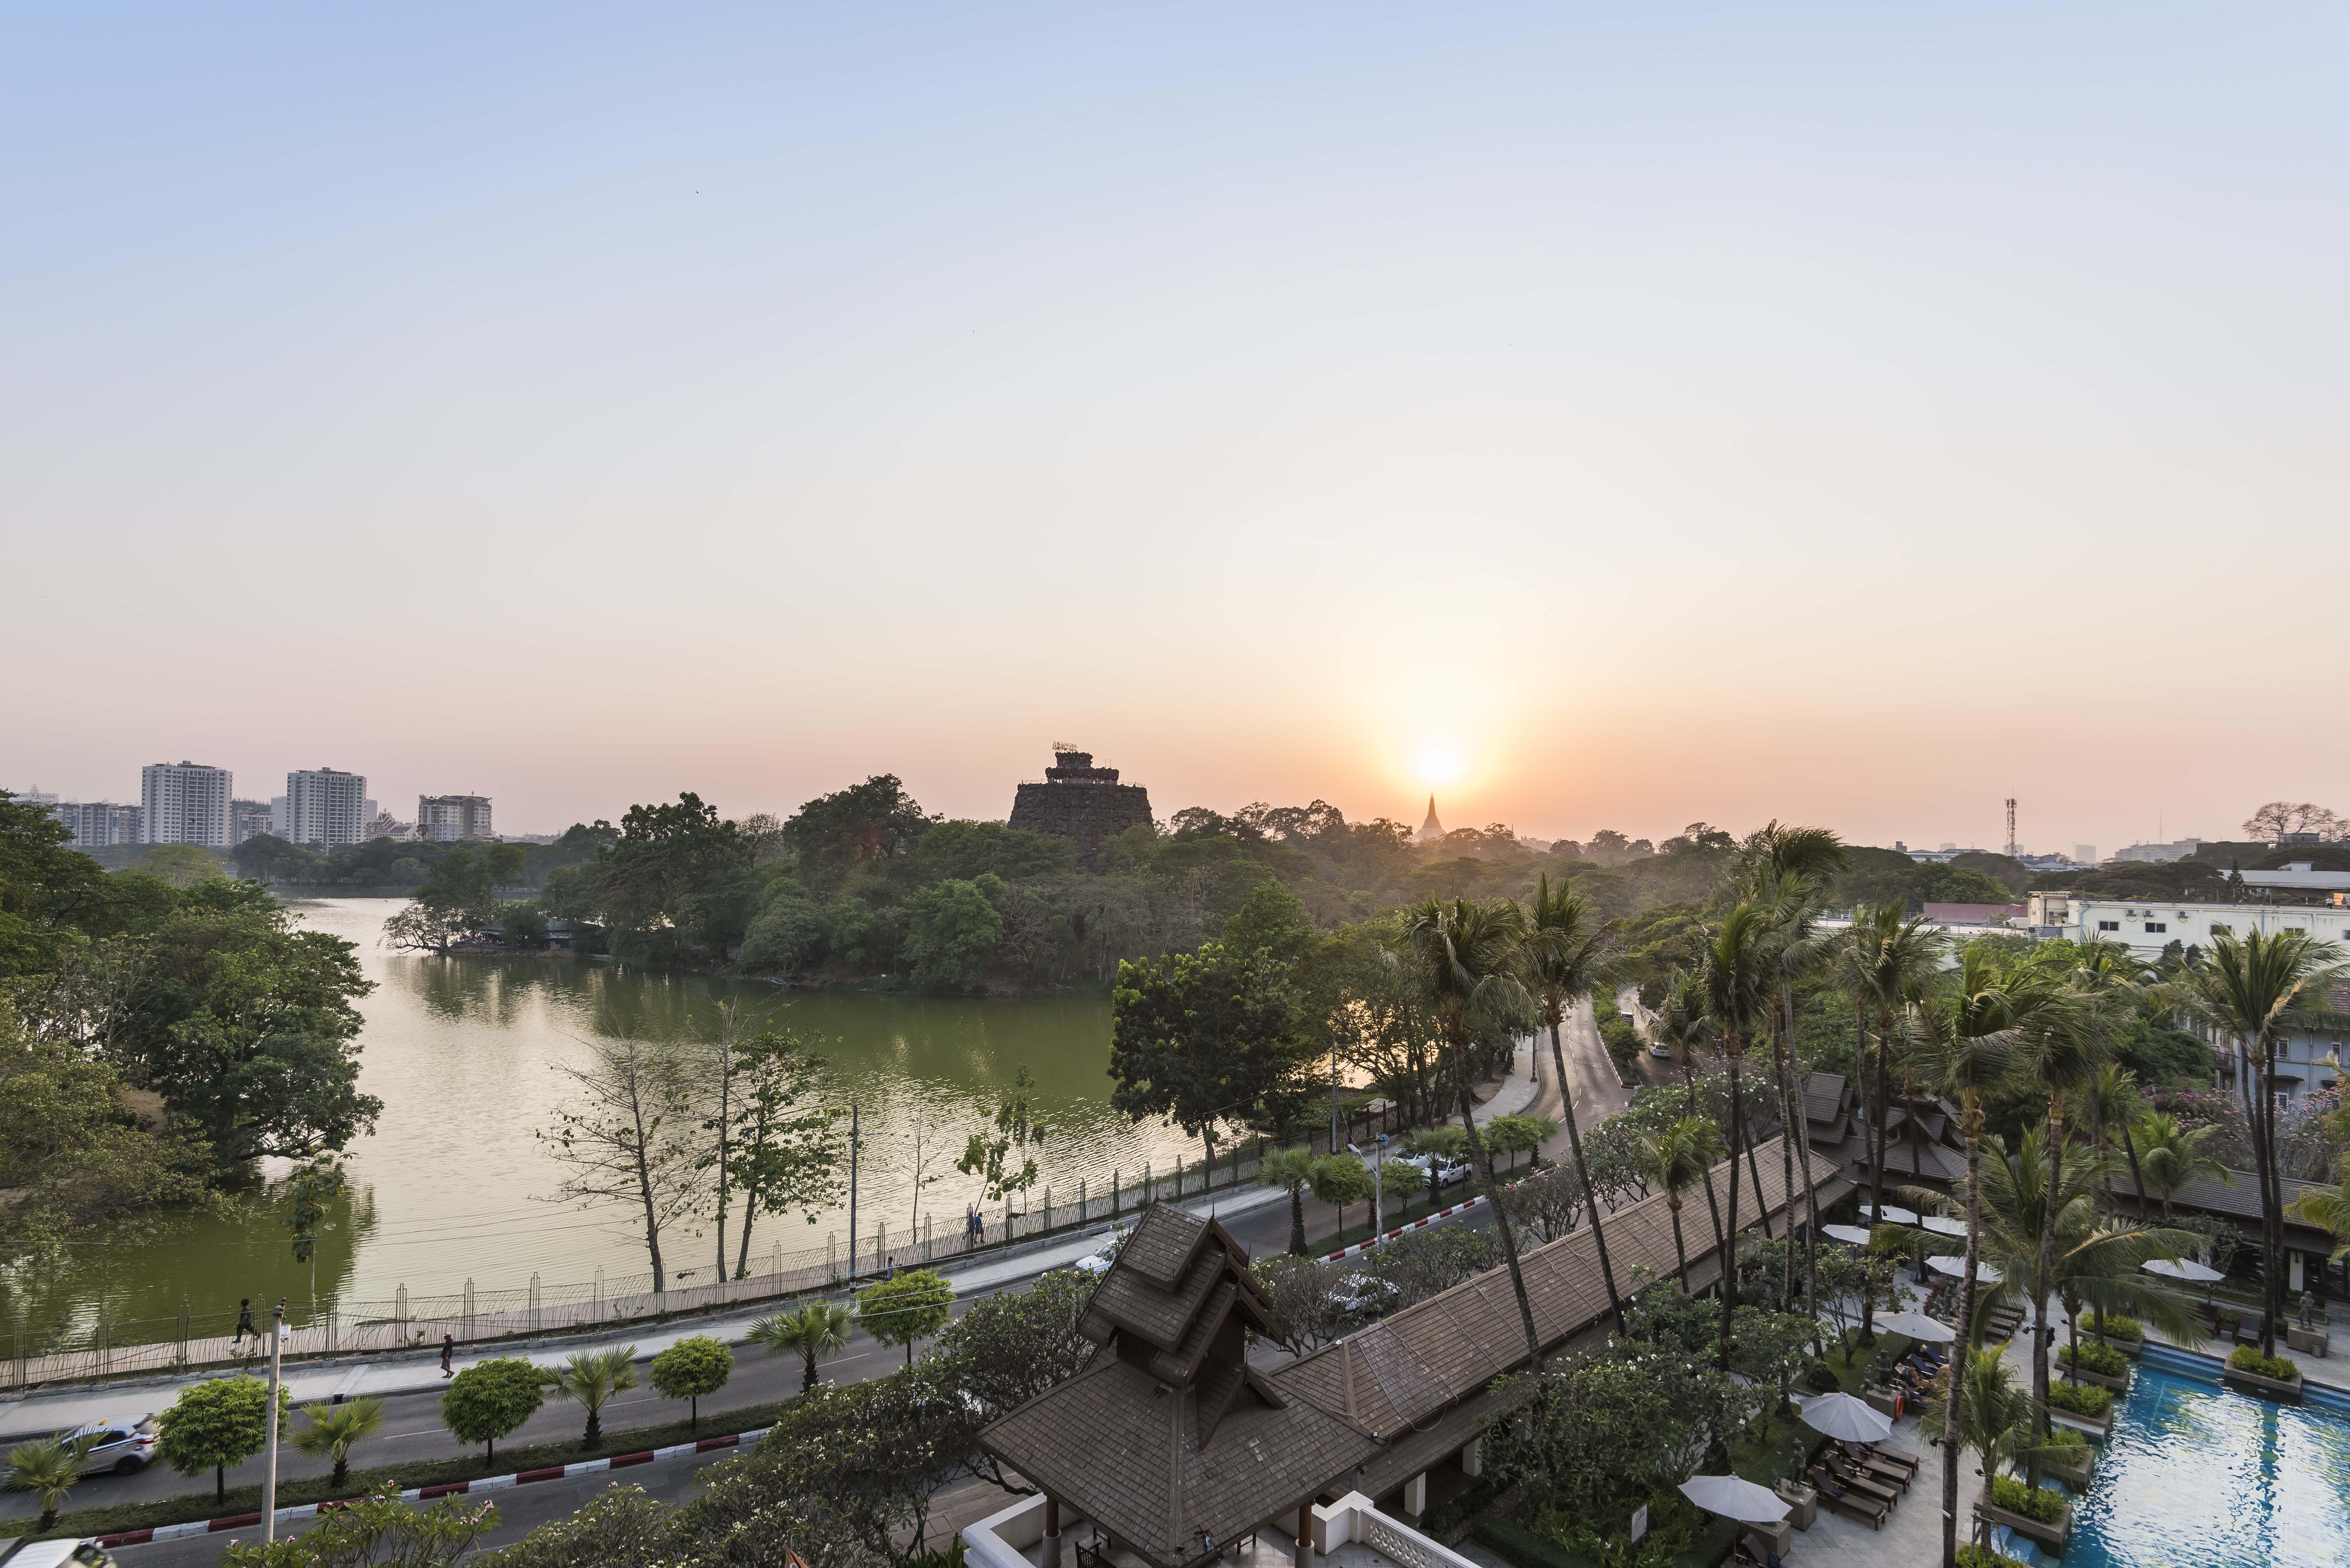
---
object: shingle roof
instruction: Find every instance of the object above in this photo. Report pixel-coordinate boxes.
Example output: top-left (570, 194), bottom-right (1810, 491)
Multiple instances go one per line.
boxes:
top-left (2106, 1168), bottom-right (2335, 1251)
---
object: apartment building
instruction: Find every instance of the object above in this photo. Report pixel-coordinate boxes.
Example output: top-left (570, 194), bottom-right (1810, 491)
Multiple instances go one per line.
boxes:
top-left (230, 799), bottom-right (275, 844)
top-left (284, 768), bottom-right (370, 849)
top-left (416, 794), bottom-right (495, 841)
top-left (50, 800), bottom-right (144, 848)
top-left (141, 761), bottom-right (233, 846)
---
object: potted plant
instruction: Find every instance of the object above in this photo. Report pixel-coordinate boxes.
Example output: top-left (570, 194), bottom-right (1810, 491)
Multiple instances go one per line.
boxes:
top-left (1974, 1474), bottom-right (2071, 1552)
top-left (2057, 1338), bottom-right (2131, 1393)
top-left (2038, 1427), bottom-right (2096, 1489)
top-left (2223, 1345), bottom-right (2304, 1400)
top-left (2044, 1378), bottom-right (2113, 1436)
top-left (2086, 1313), bottom-right (2144, 1358)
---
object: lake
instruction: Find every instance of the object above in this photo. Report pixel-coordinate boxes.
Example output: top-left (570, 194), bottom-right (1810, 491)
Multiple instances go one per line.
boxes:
top-left (29, 898), bottom-right (1202, 1346)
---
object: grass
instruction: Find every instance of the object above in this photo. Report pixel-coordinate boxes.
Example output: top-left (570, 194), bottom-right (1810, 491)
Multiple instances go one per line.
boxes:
top-left (1724, 1334), bottom-right (1905, 1487)
top-left (19, 1396), bottom-right (803, 1542)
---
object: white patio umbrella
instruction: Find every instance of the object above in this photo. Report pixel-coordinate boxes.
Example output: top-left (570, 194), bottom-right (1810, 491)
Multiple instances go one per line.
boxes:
top-left (2143, 1257), bottom-right (2224, 1284)
top-left (1797, 1392), bottom-right (1896, 1443)
top-left (1861, 1203), bottom-right (1920, 1225)
top-left (1920, 1214), bottom-right (1968, 1237)
top-left (1876, 1309), bottom-right (1958, 1344)
top-left (1822, 1224), bottom-right (1875, 1246)
top-left (1678, 1474), bottom-right (1792, 1524)
top-left (1927, 1254), bottom-right (2002, 1283)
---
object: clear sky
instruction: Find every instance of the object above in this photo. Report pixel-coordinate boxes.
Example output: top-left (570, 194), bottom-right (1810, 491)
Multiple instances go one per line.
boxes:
top-left (6, 3), bottom-right (2346, 852)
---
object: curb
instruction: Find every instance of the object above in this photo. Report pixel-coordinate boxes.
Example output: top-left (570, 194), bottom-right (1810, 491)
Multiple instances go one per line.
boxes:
top-left (92, 1426), bottom-right (772, 1548)
top-left (1319, 1195), bottom-right (1487, 1262)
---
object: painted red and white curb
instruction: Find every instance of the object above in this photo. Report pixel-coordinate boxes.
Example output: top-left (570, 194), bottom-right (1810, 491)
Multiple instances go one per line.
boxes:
top-left (95, 1427), bottom-right (773, 1549)
top-left (1319, 1194), bottom-right (1486, 1263)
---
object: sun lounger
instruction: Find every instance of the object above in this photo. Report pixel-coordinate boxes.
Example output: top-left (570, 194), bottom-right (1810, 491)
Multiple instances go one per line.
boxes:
top-left (1735, 1530), bottom-right (1787, 1567)
top-left (1806, 1468), bottom-right (1888, 1529)
top-left (1821, 1458), bottom-right (1899, 1505)
top-left (1849, 1440), bottom-right (1921, 1474)
top-left (1833, 1445), bottom-right (1911, 1489)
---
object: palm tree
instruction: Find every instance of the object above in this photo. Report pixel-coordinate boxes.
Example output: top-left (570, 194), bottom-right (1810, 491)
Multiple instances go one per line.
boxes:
top-left (1918, 1349), bottom-right (2034, 1550)
top-left (292, 1396), bottom-right (385, 1485)
top-left (1655, 969), bottom-right (1729, 1257)
top-left (1697, 899), bottom-right (1783, 1370)
top-left (2173, 928), bottom-right (2350, 1356)
top-left (1520, 876), bottom-right (1628, 1333)
top-left (2079, 1060), bottom-right (2154, 1223)
top-left (2132, 1111), bottom-right (2232, 1219)
top-left (1398, 896), bottom-right (1545, 1363)
top-left (544, 1346), bottom-right (638, 1448)
top-left (1637, 1115), bottom-right (1723, 1282)
top-left (1258, 1144), bottom-right (1322, 1257)
top-left (2289, 1154), bottom-right (2350, 1263)
top-left (3, 1434), bottom-right (96, 1531)
top-left (1832, 904), bottom-right (1945, 1221)
top-left (1406, 1123), bottom-right (1470, 1210)
top-left (751, 1300), bottom-right (854, 1394)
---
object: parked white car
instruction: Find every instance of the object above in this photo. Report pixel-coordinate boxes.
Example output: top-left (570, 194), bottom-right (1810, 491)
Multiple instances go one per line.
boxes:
top-left (1389, 1152), bottom-right (1473, 1190)
top-left (1072, 1225), bottom-right (1131, 1275)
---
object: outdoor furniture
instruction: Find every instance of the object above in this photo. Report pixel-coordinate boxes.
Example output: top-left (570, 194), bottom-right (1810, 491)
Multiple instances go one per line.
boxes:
top-left (1821, 1458), bottom-right (1899, 1506)
top-left (1849, 1441), bottom-right (1921, 1474)
top-left (1806, 1468), bottom-right (1888, 1529)
top-left (1772, 1481), bottom-right (1817, 1531)
top-left (2235, 1316), bottom-right (2268, 1348)
top-left (1840, 1451), bottom-right (1910, 1491)
top-left (1736, 1527), bottom-right (1790, 1567)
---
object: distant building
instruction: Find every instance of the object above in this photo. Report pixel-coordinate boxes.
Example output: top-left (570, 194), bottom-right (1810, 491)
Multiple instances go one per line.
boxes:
top-left (367, 811), bottom-right (411, 840)
top-left (1416, 796), bottom-right (1446, 845)
top-left (1921, 901), bottom-right (2029, 928)
top-left (1007, 748), bottom-right (1153, 866)
top-left (284, 768), bottom-right (370, 849)
top-left (230, 799), bottom-right (274, 844)
top-left (2110, 838), bottom-right (2202, 864)
top-left (50, 800), bottom-right (144, 848)
top-left (2074, 844), bottom-right (2097, 865)
top-left (20, 786), bottom-right (58, 805)
top-left (2233, 861), bottom-right (2350, 896)
top-left (142, 761), bottom-right (233, 846)
top-left (417, 794), bottom-right (495, 842)
top-left (269, 795), bottom-right (289, 836)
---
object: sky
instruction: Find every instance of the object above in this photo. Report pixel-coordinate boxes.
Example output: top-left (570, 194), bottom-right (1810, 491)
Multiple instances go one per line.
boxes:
top-left (6, 3), bottom-right (2347, 855)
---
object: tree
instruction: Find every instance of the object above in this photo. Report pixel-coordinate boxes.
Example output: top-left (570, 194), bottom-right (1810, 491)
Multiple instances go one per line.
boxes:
top-left (751, 1301), bottom-right (854, 1394)
top-left (2173, 927), bottom-right (2350, 1356)
top-left (1406, 1123), bottom-right (1468, 1209)
top-left (1483, 1112), bottom-right (1555, 1171)
top-left (2290, 1155), bottom-right (2350, 1263)
top-left (545, 1347), bottom-right (638, 1447)
top-left (1918, 1349), bottom-right (2035, 1551)
top-left (1397, 896), bottom-right (1545, 1364)
top-left (217, 1483), bottom-right (497, 1566)
top-left (440, 1357), bottom-right (546, 1463)
top-left (2132, 1111), bottom-right (2232, 1218)
top-left (381, 901), bottom-right (473, 956)
top-left (1832, 903), bottom-right (1945, 1223)
top-left (930, 1269), bottom-right (1098, 1489)
top-left (590, 794), bottom-right (755, 961)
top-left (128, 843), bottom-right (227, 888)
top-left (1696, 898), bottom-right (1784, 1370)
top-left (467, 1484), bottom-right (671, 1568)
top-left (292, 1396), bottom-right (384, 1486)
top-left (1495, 1162), bottom-right (1588, 1245)
top-left (282, 1156), bottom-right (347, 1322)
top-left (155, 1375), bottom-right (292, 1503)
top-left (1311, 1150), bottom-right (1373, 1240)
top-left (720, 1025), bottom-right (844, 1279)
top-left (541, 1033), bottom-right (698, 1292)
top-left (902, 876), bottom-right (1005, 989)
top-left (1637, 1115), bottom-right (1722, 1281)
top-left (958, 1064), bottom-right (1049, 1205)
top-left (649, 1336), bottom-right (733, 1430)
top-left (856, 1268), bottom-right (954, 1367)
top-left (1257, 1143), bottom-right (1322, 1256)
top-left (2242, 801), bottom-right (2344, 844)
top-left (1111, 940), bottom-right (1315, 1165)
top-left (780, 775), bottom-right (933, 882)
top-left (4, 1433), bottom-right (96, 1530)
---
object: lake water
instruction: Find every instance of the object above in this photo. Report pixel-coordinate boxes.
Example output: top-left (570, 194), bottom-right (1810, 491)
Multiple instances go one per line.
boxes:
top-left (31, 898), bottom-right (1202, 1344)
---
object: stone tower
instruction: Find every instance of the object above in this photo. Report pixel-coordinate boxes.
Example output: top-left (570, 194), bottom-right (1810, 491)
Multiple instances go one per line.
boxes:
top-left (1008, 747), bottom-right (1154, 866)
top-left (1416, 794), bottom-right (1447, 844)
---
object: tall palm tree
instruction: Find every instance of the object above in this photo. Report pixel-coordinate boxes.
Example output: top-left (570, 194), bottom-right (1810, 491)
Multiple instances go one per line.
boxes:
top-left (293, 1395), bottom-right (386, 1485)
top-left (1697, 899), bottom-right (1783, 1370)
top-left (1258, 1143), bottom-right (1322, 1257)
top-left (1918, 1349), bottom-right (2035, 1551)
top-left (2079, 1060), bottom-right (2154, 1222)
top-left (1520, 875), bottom-right (1627, 1333)
top-left (1398, 896), bottom-right (1544, 1363)
top-left (1655, 969), bottom-right (1729, 1257)
top-left (1909, 950), bottom-right (2066, 1568)
top-left (2, 1434), bottom-right (96, 1531)
top-left (1637, 1115), bottom-right (1723, 1282)
top-left (1833, 904), bottom-right (1945, 1221)
top-left (2173, 928), bottom-right (2350, 1355)
top-left (545, 1345), bottom-right (639, 1447)
top-left (2289, 1154), bottom-right (2350, 1263)
top-left (2132, 1111), bottom-right (2232, 1219)
top-left (751, 1301), bottom-right (854, 1394)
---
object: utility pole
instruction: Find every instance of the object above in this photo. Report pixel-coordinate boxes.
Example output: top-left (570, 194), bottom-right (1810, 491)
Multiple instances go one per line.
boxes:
top-left (846, 1102), bottom-right (861, 1283)
top-left (2005, 797), bottom-right (2018, 859)
top-left (262, 1298), bottom-right (285, 1540)
top-left (1330, 1042), bottom-right (1340, 1154)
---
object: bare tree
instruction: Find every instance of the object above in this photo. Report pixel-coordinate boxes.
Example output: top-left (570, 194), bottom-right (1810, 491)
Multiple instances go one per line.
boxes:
top-left (2242, 801), bottom-right (2344, 844)
top-left (542, 1033), bottom-right (699, 1292)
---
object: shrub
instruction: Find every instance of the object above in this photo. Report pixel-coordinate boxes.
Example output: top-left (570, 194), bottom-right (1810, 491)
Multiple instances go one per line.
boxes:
top-left (155, 1376), bottom-right (294, 1505)
top-left (1471, 1516), bottom-right (1599, 1568)
top-left (2045, 1380), bottom-right (2112, 1419)
top-left (440, 1358), bottom-right (547, 1463)
top-left (1955, 1545), bottom-right (2031, 1568)
top-left (1989, 1474), bottom-right (2066, 1524)
top-left (2059, 1340), bottom-right (2129, 1377)
top-left (1802, 1360), bottom-right (1841, 1393)
top-left (2228, 1346), bottom-right (2298, 1382)
top-left (2091, 1313), bottom-right (2142, 1343)
top-left (648, 1336), bottom-right (734, 1429)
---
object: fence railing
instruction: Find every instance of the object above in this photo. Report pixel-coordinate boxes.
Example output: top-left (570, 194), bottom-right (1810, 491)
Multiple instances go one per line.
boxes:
top-left (4, 1100), bottom-right (1417, 1391)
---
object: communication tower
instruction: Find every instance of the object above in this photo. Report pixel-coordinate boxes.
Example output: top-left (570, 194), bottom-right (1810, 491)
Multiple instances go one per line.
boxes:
top-left (2005, 797), bottom-right (2017, 858)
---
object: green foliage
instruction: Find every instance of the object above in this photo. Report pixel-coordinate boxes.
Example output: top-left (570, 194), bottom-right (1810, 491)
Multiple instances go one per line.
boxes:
top-left (282, 1156), bottom-right (346, 1267)
top-left (856, 1268), bottom-right (955, 1363)
top-left (1801, 1360), bottom-right (1840, 1393)
top-left (2114, 1019), bottom-right (2212, 1086)
top-left (750, 1301), bottom-right (855, 1392)
top-left (470, 1483), bottom-right (671, 1567)
top-left (1989, 1474), bottom-right (2066, 1524)
top-left (155, 1376), bottom-right (293, 1501)
top-left (649, 1336), bottom-right (734, 1427)
top-left (1473, 1514), bottom-right (1602, 1568)
top-left (439, 1358), bottom-right (547, 1461)
top-left (1111, 939), bottom-right (1316, 1148)
top-left (2045, 1379), bottom-right (2112, 1418)
top-left (2092, 1313), bottom-right (2142, 1342)
top-left (292, 1396), bottom-right (384, 1485)
top-left (4, 1433), bottom-right (97, 1528)
top-left (2059, 1340), bottom-right (2128, 1377)
top-left (901, 875), bottom-right (1005, 989)
top-left (930, 1269), bottom-right (1098, 1488)
top-left (956, 1065), bottom-right (1048, 1201)
top-left (2228, 1345), bottom-right (2298, 1381)
top-left (1955, 1544), bottom-right (2033, 1568)
top-left (216, 1483), bottom-right (497, 1566)
top-left (128, 843), bottom-right (230, 888)
top-left (544, 1347), bottom-right (638, 1447)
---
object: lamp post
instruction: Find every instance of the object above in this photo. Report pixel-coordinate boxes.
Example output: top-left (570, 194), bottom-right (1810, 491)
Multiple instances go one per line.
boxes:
top-left (262, 1298), bottom-right (285, 1540)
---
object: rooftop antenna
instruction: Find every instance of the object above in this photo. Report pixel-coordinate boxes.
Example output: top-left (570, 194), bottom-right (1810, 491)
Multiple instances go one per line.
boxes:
top-left (2005, 797), bottom-right (2017, 858)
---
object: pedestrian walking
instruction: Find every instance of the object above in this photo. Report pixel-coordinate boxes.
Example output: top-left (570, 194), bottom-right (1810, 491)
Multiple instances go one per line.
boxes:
top-left (232, 1298), bottom-right (257, 1346)
top-left (440, 1332), bottom-right (456, 1377)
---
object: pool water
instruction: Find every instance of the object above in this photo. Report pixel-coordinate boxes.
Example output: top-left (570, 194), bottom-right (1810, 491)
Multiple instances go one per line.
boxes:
top-left (2054, 1352), bottom-right (2350, 1567)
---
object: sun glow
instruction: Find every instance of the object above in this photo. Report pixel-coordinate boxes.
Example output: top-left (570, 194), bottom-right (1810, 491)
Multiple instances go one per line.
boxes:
top-left (1415, 745), bottom-right (1465, 788)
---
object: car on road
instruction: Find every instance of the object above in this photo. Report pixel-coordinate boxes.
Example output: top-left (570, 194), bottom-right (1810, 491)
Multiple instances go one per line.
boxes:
top-left (61, 1416), bottom-right (158, 1475)
top-left (0, 1542), bottom-right (118, 1567)
top-left (1388, 1152), bottom-right (1473, 1190)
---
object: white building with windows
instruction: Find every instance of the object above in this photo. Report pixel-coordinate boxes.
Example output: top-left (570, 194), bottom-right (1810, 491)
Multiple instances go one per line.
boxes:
top-left (50, 801), bottom-right (144, 847)
top-left (417, 794), bottom-right (494, 841)
top-left (284, 768), bottom-right (370, 849)
top-left (141, 761), bottom-right (233, 846)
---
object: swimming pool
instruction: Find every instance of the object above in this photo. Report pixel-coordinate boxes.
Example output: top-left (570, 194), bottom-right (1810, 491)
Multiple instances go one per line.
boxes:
top-left (2052, 1348), bottom-right (2350, 1567)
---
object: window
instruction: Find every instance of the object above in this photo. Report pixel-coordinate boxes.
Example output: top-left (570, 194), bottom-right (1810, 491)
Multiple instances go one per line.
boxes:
top-left (2098, 920), bottom-right (2121, 931)
top-left (2144, 923), bottom-right (2167, 934)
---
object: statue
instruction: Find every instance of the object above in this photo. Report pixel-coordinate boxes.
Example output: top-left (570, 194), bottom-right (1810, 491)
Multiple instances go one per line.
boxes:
top-left (2298, 1292), bottom-right (2316, 1330)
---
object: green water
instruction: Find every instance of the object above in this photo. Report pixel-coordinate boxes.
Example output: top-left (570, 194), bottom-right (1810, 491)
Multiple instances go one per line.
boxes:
top-left (27, 899), bottom-right (1200, 1346)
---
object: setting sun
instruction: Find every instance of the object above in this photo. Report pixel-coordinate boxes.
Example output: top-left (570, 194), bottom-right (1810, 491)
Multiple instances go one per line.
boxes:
top-left (1416, 745), bottom-right (1465, 788)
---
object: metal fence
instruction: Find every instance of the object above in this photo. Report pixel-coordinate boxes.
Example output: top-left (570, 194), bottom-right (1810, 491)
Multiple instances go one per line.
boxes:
top-left (4, 1100), bottom-right (1416, 1391)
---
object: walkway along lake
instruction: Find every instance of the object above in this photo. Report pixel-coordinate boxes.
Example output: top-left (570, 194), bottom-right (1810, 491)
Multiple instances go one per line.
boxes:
top-left (22, 898), bottom-right (1209, 1353)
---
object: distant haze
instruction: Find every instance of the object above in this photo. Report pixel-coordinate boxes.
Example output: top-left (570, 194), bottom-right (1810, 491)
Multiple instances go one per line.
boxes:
top-left (6, 4), bottom-right (2345, 852)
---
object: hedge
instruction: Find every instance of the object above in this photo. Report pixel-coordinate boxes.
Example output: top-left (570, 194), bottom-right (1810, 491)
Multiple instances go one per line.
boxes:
top-left (2228, 1346), bottom-right (2298, 1382)
top-left (2059, 1340), bottom-right (2129, 1377)
top-left (1955, 1545), bottom-right (2031, 1568)
top-left (2090, 1314), bottom-right (2142, 1342)
top-left (2046, 1380), bottom-right (2112, 1419)
top-left (1989, 1475), bottom-right (2066, 1525)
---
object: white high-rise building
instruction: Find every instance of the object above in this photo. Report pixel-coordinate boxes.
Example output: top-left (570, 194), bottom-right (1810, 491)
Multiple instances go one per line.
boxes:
top-left (284, 768), bottom-right (370, 849)
top-left (142, 762), bottom-right (233, 846)
top-left (51, 801), bottom-right (144, 847)
top-left (417, 794), bottom-right (495, 842)
top-left (269, 795), bottom-right (289, 836)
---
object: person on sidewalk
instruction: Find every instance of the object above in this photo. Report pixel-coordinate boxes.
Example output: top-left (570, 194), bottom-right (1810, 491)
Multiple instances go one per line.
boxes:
top-left (441, 1333), bottom-right (456, 1377)
top-left (231, 1299), bottom-right (257, 1347)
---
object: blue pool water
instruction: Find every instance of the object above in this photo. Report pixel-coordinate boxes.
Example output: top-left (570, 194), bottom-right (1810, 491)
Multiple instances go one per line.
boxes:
top-left (2054, 1349), bottom-right (2350, 1567)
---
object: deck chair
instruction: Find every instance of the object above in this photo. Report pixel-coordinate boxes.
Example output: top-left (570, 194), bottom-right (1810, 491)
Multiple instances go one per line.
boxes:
top-left (1806, 1468), bottom-right (1888, 1530)
top-left (1821, 1456), bottom-right (1899, 1505)
top-left (1848, 1440), bottom-right (1921, 1474)
top-left (1735, 1531), bottom-right (1786, 1568)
